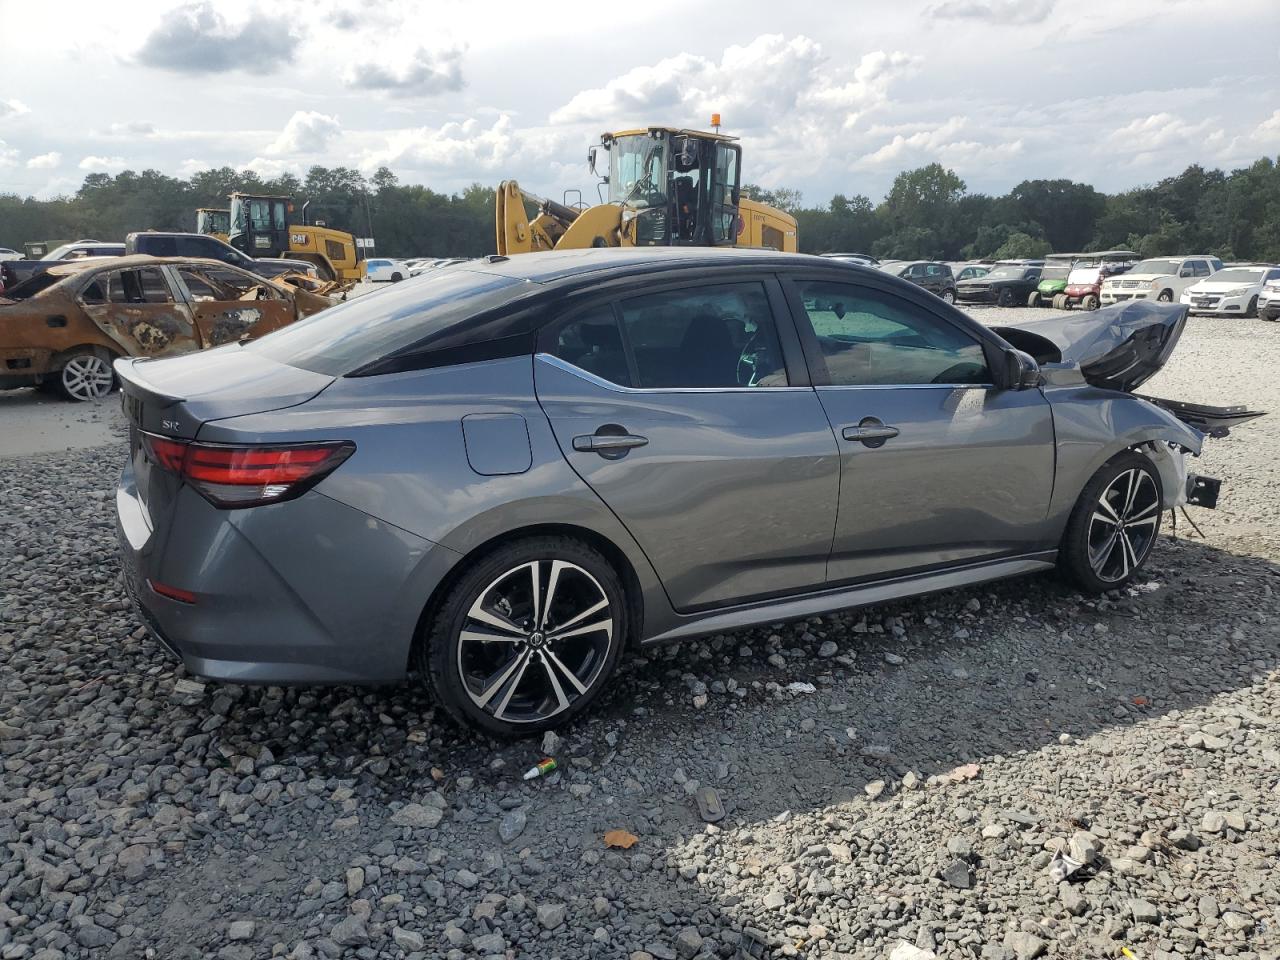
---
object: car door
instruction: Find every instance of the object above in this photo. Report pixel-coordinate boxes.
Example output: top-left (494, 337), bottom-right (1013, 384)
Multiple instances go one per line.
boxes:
top-left (1173, 260), bottom-right (1206, 298)
top-left (782, 275), bottom-right (1057, 584)
top-left (535, 276), bottom-right (840, 611)
top-left (172, 264), bottom-right (296, 347)
top-left (79, 266), bottom-right (201, 357)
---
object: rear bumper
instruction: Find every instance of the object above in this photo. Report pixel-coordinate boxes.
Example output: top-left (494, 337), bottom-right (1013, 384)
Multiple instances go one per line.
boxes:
top-left (115, 458), bottom-right (460, 685)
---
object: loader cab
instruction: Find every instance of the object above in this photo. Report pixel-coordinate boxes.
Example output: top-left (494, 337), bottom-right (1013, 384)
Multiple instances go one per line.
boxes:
top-left (599, 128), bottom-right (742, 248)
top-left (228, 193), bottom-right (290, 258)
top-left (196, 208), bottom-right (230, 238)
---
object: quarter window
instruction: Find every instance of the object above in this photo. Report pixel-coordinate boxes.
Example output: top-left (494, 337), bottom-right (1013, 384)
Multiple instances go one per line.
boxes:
top-left (796, 281), bottom-right (989, 386)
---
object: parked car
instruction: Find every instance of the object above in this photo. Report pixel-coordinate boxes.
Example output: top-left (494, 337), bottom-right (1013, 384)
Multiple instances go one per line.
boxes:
top-left (126, 232), bottom-right (319, 281)
top-left (1100, 255), bottom-right (1223, 306)
top-left (956, 263), bottom-right (1043, 306)
top-left (365, 258), bottom-right (411, 282)
top-left (111, 248), bottom-right (1248, 736)
top-left (1180, 265), bottom-right (1280, 318)
top-left (954, 264), bottom-right (990, 282)
top-left (1028, 255), bottom-right (1076, 307)
top-left (45, 241), bottom-right (126, 260)
top-left (1258, 274), bottom-right (1280, 321)
top-left (821, 252), bottom-right (879, 266)
top-left (0, 255), bottom-right (333, 401)
top-left (884, 260), bottom-right (957, 303)
top-left (1061, 250), bottom-right (1139, 310)
top-left (0, 247), bottom-right (23, 260)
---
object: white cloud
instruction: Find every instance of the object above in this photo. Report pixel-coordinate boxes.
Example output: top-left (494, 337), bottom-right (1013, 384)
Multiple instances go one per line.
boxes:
top-left (1253, 109), bottom-right (1280, 144)
top-left (0, 99), bottom-right (30, 119)
top-left (550, 35), bottom-right (917, 132)
top-left (344, 46), bottom-right (465, 97)
top-left (925, 0), bottom-right (1056, 25)
top-left (26, 151), bottom-right (61, 170)
top-left (266, 111), bottom-right (341, 156)
top-left (856, 116), bottom-right (1024, 168)
top-left (104, 121), bottom-right (157, 136)
top-left (133, 1), bottom-right (301, 75)
top-left (78, 155), bottom-right (127, 172)
top-left (0, 140), bottom-right (18, 168)
top-left (241, 156), bottom-right (299, 178)
top-left (1107, 113), bottom-right (1222, 151)
top-left (362, 115), bottom-right (521, 173)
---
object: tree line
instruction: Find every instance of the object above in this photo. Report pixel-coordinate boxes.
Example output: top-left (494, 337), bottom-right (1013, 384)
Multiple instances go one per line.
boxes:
top-left (3, 156), bottom-right (1278, 262)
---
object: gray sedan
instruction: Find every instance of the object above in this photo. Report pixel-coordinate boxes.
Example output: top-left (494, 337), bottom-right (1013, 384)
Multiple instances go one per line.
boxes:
top-left (114, 248), bottom-right (1237, 736)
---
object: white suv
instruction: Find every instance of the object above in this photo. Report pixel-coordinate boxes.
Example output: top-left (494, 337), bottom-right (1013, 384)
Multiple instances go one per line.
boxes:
top-left (1100, 255), bottom-right (1223, 306)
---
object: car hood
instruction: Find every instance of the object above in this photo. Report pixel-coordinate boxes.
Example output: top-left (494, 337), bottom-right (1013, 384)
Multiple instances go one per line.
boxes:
top-left (1186, 279), bottom-right (1259, 294)
top-left (1106, 272), bottom-right (1169, 283)
top-left (990, 300), bottom-right (1187, 393)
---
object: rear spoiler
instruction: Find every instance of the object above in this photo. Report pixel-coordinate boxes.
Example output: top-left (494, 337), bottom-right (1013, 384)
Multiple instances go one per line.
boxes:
top-left (1137, 395), bottom-right (1266, 438)
top-left (113, 357), bottom-right (202, 439)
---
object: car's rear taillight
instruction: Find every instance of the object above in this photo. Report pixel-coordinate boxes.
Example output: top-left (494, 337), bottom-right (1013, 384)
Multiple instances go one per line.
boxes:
top-left (141, 433), bottom-right (354, 508)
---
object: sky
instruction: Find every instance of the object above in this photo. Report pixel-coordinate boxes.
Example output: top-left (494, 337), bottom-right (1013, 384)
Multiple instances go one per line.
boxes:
top-left (2, 0), bottom-right (1279, 207)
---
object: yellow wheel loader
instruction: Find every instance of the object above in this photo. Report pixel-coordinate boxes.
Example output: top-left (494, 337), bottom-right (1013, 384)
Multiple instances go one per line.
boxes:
top-left (227, 193), bottom-right (364, 283)
top-left (497, 125), bottom-right (797, 255)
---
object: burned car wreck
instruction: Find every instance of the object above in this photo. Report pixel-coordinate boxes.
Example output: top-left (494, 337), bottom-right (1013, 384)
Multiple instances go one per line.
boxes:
top-left (0, 255), bottom-right (334, 400)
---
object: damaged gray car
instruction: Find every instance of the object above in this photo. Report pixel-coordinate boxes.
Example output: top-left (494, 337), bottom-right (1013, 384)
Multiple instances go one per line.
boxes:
top-left (113, 249), bottom-right (1262, 736)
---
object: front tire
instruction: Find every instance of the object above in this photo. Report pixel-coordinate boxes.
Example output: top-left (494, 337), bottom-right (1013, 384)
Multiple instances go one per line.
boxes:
top-left (57, 349), bottom-right (115, 402)
top-left (1027, 291), bottom-right (1042, 308)
top-left (1245, 295), bottom-right (1258, 318)
top-left (1157, 289), bottom-right (1173, 303)
top-left (418, 536), bottom-right (627, 737)
top-left (940, 289), bottom-right (956, 304)
top-left (390, 272), bottom-right (404, 283)
top-left (998, 288), bottom-right (1015, 307)
top-left (1082, 294), bottom-right (1100, 311)
top-left (1059, 452), bottom-right (1163, 592)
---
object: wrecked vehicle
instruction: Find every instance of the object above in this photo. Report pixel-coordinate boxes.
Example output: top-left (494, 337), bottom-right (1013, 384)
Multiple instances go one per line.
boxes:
top-left (112, 250), bottom-right (1261, 737)
top-left (0, 255), bottom-right (333, 401)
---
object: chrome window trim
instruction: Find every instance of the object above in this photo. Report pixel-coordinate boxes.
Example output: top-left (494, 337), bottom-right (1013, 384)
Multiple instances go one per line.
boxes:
top-left (816, 382), bottom-right (995, 391)
top-left (535, 353), bottom-right (811, 395)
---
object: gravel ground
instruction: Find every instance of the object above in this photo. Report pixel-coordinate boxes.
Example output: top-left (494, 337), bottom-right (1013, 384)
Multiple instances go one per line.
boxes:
top-left (1, 311), bottom-right (1278, 960)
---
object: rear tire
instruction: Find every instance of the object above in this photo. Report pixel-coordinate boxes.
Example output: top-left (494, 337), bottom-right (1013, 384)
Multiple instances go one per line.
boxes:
top-left (390, 272), bottom-right (404, 283)
top-left (1027, 291), bottom-right (1042, 308)
top-left (56, 348), bottom-right (115, 402)
top-left (940, 289), bottom-right (956, 304)
top-left (417, 536), bottom-right (627, 738)
top-left (1082, 294), bottom-right (1100, 311)
top-left (1059, 452), bottom-right (1163, 593)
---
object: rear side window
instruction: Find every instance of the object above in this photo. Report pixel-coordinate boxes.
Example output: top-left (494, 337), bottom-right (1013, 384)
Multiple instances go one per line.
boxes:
top-left (554, 307), bottom-right (632, 387)
top-left (617, 283), bottom-right (787, 388)
top-left (245, 269), bottom-right (526, 376)
top-left (105, 268), bottom-right (173, 304)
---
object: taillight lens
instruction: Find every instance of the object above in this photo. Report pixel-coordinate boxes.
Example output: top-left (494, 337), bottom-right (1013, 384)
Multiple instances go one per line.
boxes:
top-left (141, 433), bottom-right (354, 508)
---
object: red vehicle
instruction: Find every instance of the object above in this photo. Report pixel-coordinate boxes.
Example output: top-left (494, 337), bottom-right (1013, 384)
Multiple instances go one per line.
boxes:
top-left (1062, 251), bottom-right (1139, 310)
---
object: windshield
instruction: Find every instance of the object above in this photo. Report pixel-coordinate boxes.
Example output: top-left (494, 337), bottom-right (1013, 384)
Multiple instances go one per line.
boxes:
top-left (1131, 259), bottom-right (1179, 275)
top-left (1207, 268), bottom-right (1265, 283)
top-left (608, 134), bottom-right (667, 208)
top-left (245, 269), bottom-right (525, 376)
top-left (1040, 265), bottom-right (1071, 281)
top-left (986, 267), bottom-right (1029, 280)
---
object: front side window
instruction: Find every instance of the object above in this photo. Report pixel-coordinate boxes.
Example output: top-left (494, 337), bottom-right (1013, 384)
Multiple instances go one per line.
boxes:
top-left (618, 283), bottom-right (787, 388)
top-left (796, 280), bottom-right (989, 386)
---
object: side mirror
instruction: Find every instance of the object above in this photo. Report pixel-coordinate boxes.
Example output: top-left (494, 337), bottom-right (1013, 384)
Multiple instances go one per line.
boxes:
top-left (588, 145), bottom-right (599, 177)
top-left (1003, 348), bottom-right (1041, 390)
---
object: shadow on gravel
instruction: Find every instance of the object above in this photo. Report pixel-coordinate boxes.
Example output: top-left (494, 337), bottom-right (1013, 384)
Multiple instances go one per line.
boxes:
top-left (100, 531), bottom-right (1279, 957)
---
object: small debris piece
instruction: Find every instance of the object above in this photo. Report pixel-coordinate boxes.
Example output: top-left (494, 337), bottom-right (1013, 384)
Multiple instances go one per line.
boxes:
top-left (604, 829), bottom-right (639, 849)
top-left (947, 763), bottom-right (981, 782)
top-left (694, 785), bottom-right (726, 823)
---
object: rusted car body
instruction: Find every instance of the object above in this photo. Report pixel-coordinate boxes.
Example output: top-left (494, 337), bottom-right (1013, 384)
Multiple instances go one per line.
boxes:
top-left (0, 255), bottom-right (333, 400)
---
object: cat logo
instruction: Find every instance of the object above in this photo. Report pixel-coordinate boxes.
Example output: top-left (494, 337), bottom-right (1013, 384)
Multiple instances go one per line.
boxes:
top-left (290, 233), bottom-right (308, 245)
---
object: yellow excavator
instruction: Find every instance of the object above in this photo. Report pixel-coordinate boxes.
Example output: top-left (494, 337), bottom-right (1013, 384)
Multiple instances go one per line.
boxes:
top-left (497, 122), bottom-right (798, 255)
top-left (225, 193), bottom-right (364, 282)
top-left (195, 208), bottom-right (230, 241)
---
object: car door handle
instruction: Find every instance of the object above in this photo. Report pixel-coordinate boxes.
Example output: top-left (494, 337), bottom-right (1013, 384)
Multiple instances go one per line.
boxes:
top-left (573, 433), bottom-right (649, 453)
top-left (843, 423), bottom-right (900, 445)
